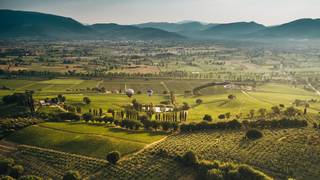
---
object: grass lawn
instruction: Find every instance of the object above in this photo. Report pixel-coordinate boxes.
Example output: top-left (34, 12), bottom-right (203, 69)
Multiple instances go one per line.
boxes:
top-left (6, 122), bottom-right (167, 159)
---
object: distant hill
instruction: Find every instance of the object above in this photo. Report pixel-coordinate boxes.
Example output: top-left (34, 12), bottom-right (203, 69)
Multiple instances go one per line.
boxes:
top-left (0, 9), bottom-right (95, 39)
top-left (251, 18), bottom-right (320, 39)
top-left (0, 10), bottom-right (185, 40)
top-left (201, 22), bottom-right (266, 39)
top-left (91, 23), bottom-right (185, 40)
top-left (136, 21), bottom-right (217, 33)
top-left (1, 9), bottom-right (320, 41)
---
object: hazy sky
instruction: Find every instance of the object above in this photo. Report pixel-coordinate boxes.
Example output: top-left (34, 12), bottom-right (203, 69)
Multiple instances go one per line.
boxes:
top-left (0, 0), bottom-right (319, 25)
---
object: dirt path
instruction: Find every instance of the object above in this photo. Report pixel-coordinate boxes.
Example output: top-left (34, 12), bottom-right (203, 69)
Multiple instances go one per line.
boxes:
top-left (50, 105), bottom-right (67, 112)
top-left (120, 135), bottom-right (169, 162)
top-left (241, 90), bottom-right (274, 105)
top-left (237, 91), bottom-right (246, 114)
top-left (308, 83), bottom-right (320, 96)
top-left (96, 80), bottom-right (104, 88)
top-left (161, 81), bottom-right (170, 92)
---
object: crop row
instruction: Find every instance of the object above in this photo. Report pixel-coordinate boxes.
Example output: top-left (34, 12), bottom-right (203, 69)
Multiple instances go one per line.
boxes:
top-left (93, 127), bottom-right (320, 179)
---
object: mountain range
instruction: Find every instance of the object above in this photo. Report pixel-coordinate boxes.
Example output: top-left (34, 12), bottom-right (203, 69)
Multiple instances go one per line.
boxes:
top-left (1, 9), bottom-right (320, 41)
top-left (0, 10), bottom-right (184, 40)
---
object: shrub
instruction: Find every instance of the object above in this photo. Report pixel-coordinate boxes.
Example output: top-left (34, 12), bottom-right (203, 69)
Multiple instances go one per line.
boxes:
top-left (220, 162), bottom-right (237, 173)
top-left (218, 114), bottom-right (225, 120)
top-left (196, 99), bottom-right (203, 104)
top-left (18, 175), bottom-right (43, 180)
top-left (106, 151), bottom-right (121, 165)
top-left (63, 170), bottom-right (81, 180)
top-left (0, 176), bottom-right (15, 180)
top-left (82, 113), bottom-right (93, 122)
top-left (228, 94), bottom-right (236, 100)
top-left (57, 112), bottom-right (80, 121)
top-left (121, 119), bottom-right (143, 130)
top-left (203, 114), bottom-right (212, 122)
top-left (245, 118), bottom-right (308, 129)
top-left (114, 119), bottom-right (120, 126)
top-left (246, 129), bottom-right (263, 140)
top-left (161, 121), bottom-right (172, 131)
top-left (227, 119), bottom-right (242, 129)
top-left (313, 123), bottom-right (318, 129)
top-left (238, 164), bottom-right (272, 180)
top-left (176, 155), bottom-right (272, 180)
top-left (179, 120), bottom-right (242, 132)
top-left (224, 169), bottom-right (240, 180)
top-left (197, 160), bottom-right (220, 174)
top-left (206, 169), bottom-right (224, 180)
top-left (141, 119), bottom-right (152, 130)
top-left (182, 102), bottom-right (190, 110)
top-left (103, 117), bottom-right (114, 124)
top-left (139, 115), bottom-right (149, 122)
top-left (9, 165), bottom-right (24, 178)
top-left (83, 97), bottom-right (91, 104)
top-left (181, 151), bottom-right (198, 166)
top-left (151, 121), bottom-right (161, 130)
top-left (0, 158), bottom-right (14, 174)
top-left (172, 122), bottom-right (179, 131)
top-left (160, 100), bottom-right (171, 105)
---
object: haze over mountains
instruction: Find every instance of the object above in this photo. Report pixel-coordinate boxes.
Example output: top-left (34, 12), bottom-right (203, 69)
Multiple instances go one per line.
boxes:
top-left (1, 9), bottom-right (320, 41)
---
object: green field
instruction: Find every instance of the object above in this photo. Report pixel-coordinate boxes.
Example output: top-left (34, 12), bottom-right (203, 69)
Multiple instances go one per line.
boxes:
top-left (2, 40), bottom-right (320, 180)
top-left (1, 78), bottom-right (320, 122)
top-left (176, 83), bottom-right (320, 121)
top-left (6, 122), bottom-right (166, 159)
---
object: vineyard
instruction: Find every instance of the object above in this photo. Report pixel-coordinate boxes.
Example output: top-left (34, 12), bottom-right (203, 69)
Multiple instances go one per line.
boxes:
top-left (91, 127), bottom-right (320, 180)
top-left (0, 141), bottom-right (108, 179)
top-left (1, 126), bottom-right (320, 179)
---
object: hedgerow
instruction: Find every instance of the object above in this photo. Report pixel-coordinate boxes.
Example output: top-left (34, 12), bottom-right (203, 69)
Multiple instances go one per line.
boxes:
top-left (0, 118), bottom-right (42, 137)
top-left (180, 120), bottom-right (242, 132)
top-left (180, 118), bottom-right (308, 132)
top-left (245, 129), bottom-right (263, 140)
top-left (0, 158), bottom-right (25, 179)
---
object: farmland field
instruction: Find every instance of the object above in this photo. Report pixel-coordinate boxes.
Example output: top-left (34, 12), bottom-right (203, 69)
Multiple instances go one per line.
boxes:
top-left (5, 127), bottom-right (319, 180)
top-left (90, 127), bottom-right (320, 180)
top-left (1, 38), bottom-right (320, 180)
top-left (6, 122), bottom-right (166, 158)
top-left (1, 78), bottom-right (320, 121)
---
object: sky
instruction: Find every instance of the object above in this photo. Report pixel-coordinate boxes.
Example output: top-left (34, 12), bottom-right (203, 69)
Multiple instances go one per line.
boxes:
top-left (0, 0), bottom-right (319, 25)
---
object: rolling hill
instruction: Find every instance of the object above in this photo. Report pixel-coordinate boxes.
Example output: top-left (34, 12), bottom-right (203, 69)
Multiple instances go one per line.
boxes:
top-left (1, 9), bottom-right (320, 41)
top-left (91, 23), bottom-right (185, 40)
top-left (0, 9), bottom-right (95, 39)
top-left (251, 18), bottom-right (320, 39)
top-left (136, 21), bottom-right (217, 33)
top-left (0, 10), bottom-right (185, 40)
top-left (200, 22), bottom-right (266, 39)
